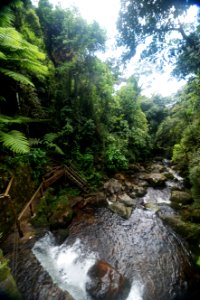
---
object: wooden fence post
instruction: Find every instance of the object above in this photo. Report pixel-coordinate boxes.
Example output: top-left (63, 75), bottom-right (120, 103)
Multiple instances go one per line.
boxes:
top-left (5, 195), bottom-right (23, 238)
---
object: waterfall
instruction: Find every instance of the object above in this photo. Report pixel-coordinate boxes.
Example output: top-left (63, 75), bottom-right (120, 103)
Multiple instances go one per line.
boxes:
top-left (32, 232), bottom-right (144, 300)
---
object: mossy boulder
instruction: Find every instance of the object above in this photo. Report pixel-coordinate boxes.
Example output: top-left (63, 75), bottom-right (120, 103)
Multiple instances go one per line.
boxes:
top-left (0, 249), bottom-right (21, 299)
top-left (170, 190), bottom-right (193, 208)
top-left (107, 201), bottom-right (132, 219)
top-left (160, 215), bottom-right (200, 245)
top-left (141, 173), bottom-right (167, 187)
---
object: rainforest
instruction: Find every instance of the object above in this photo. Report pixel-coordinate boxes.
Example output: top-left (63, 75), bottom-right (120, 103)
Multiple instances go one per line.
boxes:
top-left (0, 1), bottom-right (200, 299)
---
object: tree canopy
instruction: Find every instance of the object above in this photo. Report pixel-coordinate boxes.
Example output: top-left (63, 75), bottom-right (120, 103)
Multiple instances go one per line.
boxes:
top-left (117, 0), bottom-right (200, 64)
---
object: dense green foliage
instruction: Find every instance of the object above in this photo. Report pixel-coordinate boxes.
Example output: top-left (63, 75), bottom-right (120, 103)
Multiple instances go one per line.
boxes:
top-left (0, 0), bottom-right (199, 196)
top-left (0, 0), bottom-right (200, 267)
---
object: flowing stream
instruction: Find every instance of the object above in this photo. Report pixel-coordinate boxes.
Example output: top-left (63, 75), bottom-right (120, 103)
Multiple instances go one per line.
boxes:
top-left (32, 169), bottom-right (193, 300)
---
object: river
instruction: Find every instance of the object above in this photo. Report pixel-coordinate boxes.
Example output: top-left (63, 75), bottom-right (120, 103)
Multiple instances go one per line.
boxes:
top-left (32, 170), bottom-right (193, 300)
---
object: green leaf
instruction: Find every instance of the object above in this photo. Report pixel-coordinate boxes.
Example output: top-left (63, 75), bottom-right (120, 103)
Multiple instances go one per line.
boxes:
top-left (0, 67), bottom-right (34, 86)
top-left (0, 130), bottom-right (30, 153)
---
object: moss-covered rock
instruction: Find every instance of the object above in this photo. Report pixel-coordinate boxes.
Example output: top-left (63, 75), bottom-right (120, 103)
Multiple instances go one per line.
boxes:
top-left (161, 216), bottom-right (200, 243)
top-left (170, 190), bottom-right (193, 208)
top-left (107, 201), bottom-right (132, 219)
top-left (141, 173), bottom-right (167, 187)
top-left (0, 249), bottom-right (21, 299)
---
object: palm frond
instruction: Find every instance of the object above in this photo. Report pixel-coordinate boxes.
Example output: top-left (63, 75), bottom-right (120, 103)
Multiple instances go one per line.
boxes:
top-left (0, 67), bottom-right (34, 86)
top-left (0, 130), bottom-right (30, 153)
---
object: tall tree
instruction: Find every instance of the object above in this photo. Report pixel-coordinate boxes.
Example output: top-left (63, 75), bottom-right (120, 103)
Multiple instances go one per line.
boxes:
top-left (117, 0), bottom-right (199, 61)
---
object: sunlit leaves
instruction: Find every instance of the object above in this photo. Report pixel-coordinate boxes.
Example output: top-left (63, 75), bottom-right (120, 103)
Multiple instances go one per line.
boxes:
top-left (0, 67), bottom-right (34, 85)
top-left (0, 130), bottom-right (30, 153)
top-left (0, 5), bottom-right (48, 86)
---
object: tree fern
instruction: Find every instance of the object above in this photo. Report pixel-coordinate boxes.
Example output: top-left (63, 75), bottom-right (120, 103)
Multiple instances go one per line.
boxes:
top-left (43, 133), bottom-right (64, 155)
top-left (0, 130), bottom-right (30, 153)
top-left (0, 115), bottom-right (36, 124)
top-left (0, 4), bottom-right (48, 86)
top-left (0, 67), bottom-right (34, 85)
top-left (0, 6), bottom-right (14, 27)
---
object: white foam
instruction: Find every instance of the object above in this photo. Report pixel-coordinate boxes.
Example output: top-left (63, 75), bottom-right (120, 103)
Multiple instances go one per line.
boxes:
top-left (126, 281), bottom-right (144, 300)
top-left (32, 233), bottom-right (144, 300)
top-left (143, 187), bottom-right (171, 204)
top-left (32, 234), bottom-right (97, 300)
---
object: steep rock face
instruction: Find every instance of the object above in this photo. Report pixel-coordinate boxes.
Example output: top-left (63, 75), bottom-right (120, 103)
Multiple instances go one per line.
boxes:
top-left (86, 260), bottom-right (129, 300)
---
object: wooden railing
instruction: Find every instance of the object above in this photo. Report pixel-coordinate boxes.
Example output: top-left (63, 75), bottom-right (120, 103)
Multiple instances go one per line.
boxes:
top-left (0, 177), bottom-right (23, 237)
top-left (16, 165), bottom-right (90, 237)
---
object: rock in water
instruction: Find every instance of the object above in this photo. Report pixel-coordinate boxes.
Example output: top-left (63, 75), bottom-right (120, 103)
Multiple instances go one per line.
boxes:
top-left (86, 260), bottom-right (129, 300)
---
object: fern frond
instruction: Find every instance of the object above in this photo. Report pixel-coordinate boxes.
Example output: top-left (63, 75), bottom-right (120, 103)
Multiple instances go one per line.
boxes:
top-left (0, 130), bottom-right (30, 153)
top-left (0, 27), bottom-right (22, 49)
top-left (43, 133), bottom-right (59, 143)
top-left (21, 41), bottom-right (46, 60)
top-left (0, 51), bottom-right (6, 60)
top-left (0, 67), bottom-right (34, 86)
top-left (29, 138), bottom-right (41, 146)
top-left (47, 143), bottom-right (64, 155)
top-left (19, 59), bottom-right (48, 75)
top-left (0, 115), bottom-right (35, 124)
top-left (0, 7), bottom-right (14, 27)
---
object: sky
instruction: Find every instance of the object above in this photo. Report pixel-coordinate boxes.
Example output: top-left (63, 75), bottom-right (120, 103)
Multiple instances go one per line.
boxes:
top-left (32, 0), bottom-right (198, 97)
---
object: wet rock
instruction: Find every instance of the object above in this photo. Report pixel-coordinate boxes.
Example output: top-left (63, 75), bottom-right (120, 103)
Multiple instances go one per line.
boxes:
top-left (141, 173), bottom-right (167, 187)
top-left (104, 179), bottom-right (123, 195)
top-left (147, 163), bottom-right (165, 173)
top-left (124, 180), bottom-right (133, 191)
top-left (4, 242), bottom-right (74, 300)
top-left (49, 208), bottom-right (73, 230)
top-left (186, 207), bottom-right (200, 223)
top-left (128, 163), bottom-right (144, 172)
top-left (160, 215), bottom-right (200, 244)
top-left (83, 192), bottom-right (106, 207)
top-left (86, 260), bottom-right (128, 300)
top-left (136, 179), bottom-right (149, 187)
top-left (108, 194), bottom-right (117, 202)
top-left (144, 203), bottom-right (160, 213)
top-left (170, 191), bottom-right (193, 207)
top-left (117, 193), bottom-right (137, 207)
top-left (70, 196), bottom-right (83, 207)
top-left (132, 184), bottom-right (147, 197)
top-left (107, 201), bottom-right (132, 219)
top-left (51, 229), bottom-right (69, 245)
top-left (114, 173), bottom-right (126, 181)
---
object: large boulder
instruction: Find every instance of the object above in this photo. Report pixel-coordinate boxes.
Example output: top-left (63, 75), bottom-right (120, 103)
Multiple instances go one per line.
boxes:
top-left (86, 260), bottom-right (129, 300)
top-left (147, 163), bottom-right (165, 173)
top-left (107, 201), bottom-right (132, 219)
top-left (104, 179), bottom-right (123, 195)
top-left (141, 173), bottom-right (167, 187)
top-left (170, 190), bottom-right (193, 208)
top-left (117, 193), bottom-right (137, 207)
